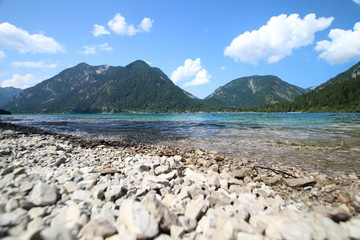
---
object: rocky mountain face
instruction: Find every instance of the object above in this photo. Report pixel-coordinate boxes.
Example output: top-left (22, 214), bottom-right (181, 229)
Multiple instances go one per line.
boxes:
top-left (0, 87), bottom-right (22, 106)
top-left (206, 75), bottom-right (307, 108)
top-left (3, 60), bottom-right (205, 113)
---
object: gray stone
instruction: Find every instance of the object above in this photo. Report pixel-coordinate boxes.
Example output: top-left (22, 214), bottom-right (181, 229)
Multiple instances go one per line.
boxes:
top-left (54, 157), bottom-right (66, 167)
top-left (31, 227), bottom-right (75, 240)
top-left (71, 190), bottom-right (91, 202)
top-left (29, 182), bottom-right (58, 206)
top-left (0, 208), bottom-right (28, 227)
top-left (51, 203), bottom-right (82, 230)
top-left (283, 178), bottom-right (316, 187)
top-left (105, 185), bottom-right (125, 202)
top-left (64, 181), bottom-right (78, 193)
top-left (185, 200), bottom-right (208, 221)
top-left (5, 199), bottom-right (19, 212)
top-left (142, 193), bottom-right (179, 232)
top-left (155, 165), bottom-right (171, 175)
top-left (118, 199), bottom-right (159, 239)
top-left (78, 217), bottom-right (116, 239)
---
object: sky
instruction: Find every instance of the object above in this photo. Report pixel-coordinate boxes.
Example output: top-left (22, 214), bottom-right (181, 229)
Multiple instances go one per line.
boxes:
top-left (0, 0), bottom-right (360, 99)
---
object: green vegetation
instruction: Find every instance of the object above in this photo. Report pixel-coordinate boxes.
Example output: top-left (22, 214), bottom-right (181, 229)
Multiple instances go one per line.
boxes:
top-left (205, 75), bottom-right (307, 108)
top-left (258, 75), bottom-right (360, 113)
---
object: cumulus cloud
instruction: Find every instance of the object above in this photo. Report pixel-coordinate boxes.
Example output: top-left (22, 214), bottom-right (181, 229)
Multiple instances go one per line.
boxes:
top-left (12, 61), bottom-right (57, 69)
top-left (2, 73), bottom-right (40, 89)
top-left (92, 24), bottom-right (110, 37)
top-left (224, 13), bottom-right (334, 64)
top-left (315, 22), bottom-right (360, 64)
top-left (79, 43), bottom-right (113, 55)
top-left (0, 22), bottom-right (64, 54)
top-left (184, 69), bottom-right (211, 87)
top-left (139, 18), bottom-right (154, 32)
top-left (107, 13), bottom-right (153, 36)
top-left (171, 58), bottom-right (211, 87)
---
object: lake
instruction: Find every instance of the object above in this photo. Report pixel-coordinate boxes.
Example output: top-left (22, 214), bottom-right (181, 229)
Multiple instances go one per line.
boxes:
top-left (2, 113), bottom-right (360, 173)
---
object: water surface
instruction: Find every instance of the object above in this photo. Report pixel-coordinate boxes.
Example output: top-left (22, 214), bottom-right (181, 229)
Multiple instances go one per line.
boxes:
top-left (2, 113), bottom-right (360, 173)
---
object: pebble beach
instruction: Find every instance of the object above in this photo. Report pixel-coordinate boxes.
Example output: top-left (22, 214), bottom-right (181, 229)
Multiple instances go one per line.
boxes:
top-left (0, 121), bottom-right (359, 240)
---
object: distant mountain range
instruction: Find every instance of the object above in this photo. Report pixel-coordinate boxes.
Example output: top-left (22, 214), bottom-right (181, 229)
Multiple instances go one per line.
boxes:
top-left (2, 60), bottom-right (207, 113)
top-left (0, 86), bottom-right (22, 106)
top-left (205, 75), bottom-right (307, 108)
top-left (259, 61), bottom-right (360, 112)
top-left (2, 60), bottom-right (359, 113)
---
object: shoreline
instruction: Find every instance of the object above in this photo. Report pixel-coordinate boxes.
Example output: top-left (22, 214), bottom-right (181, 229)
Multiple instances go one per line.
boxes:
top-left (0, 121), bottom-right (359, 239)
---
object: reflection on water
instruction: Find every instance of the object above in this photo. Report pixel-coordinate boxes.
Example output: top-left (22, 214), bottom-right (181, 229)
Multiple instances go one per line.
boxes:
top-left (2, 113), bottom-right (360, 174)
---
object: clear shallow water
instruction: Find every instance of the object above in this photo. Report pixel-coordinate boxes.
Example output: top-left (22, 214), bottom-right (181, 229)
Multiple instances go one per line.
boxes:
top-left (2, 113), bottom-right (360, 173)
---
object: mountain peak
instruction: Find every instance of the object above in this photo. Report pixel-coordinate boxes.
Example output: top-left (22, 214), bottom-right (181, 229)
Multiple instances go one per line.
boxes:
top-left (76, 62), bottom-right (91, 67)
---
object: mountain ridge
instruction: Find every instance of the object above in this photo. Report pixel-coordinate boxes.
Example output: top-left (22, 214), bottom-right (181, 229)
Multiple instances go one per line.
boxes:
top-left (205, 75), bottom-right (307, 108)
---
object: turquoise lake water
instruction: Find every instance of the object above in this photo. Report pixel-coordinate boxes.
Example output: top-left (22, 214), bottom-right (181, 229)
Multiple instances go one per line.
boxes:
top-left (2, 113), bottom-right (360, 173)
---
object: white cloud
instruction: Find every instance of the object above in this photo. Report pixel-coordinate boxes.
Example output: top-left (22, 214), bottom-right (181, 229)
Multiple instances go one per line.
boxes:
top-left (80, 45), bottom-right (97, 55)
top-left (12, 61), bottom-right (57, 69)
top-left (184, 69), bottom-right (211, 87)
top-left (99, 42), bottom-right (113, 52)
top-left (79, 43), bottom-right (113, 55)
top-left (219, 66), bottom-right (226, 71)
top-left (139, 18), bottom-right (154, 32)
top-left (224, 14), bottom-right (334, 64)
top-left (92, 24), bottom-right (110, 37)
top-left (353, 0), bottom-right (360, 5)
top-left (171, 58), bottom-right (211, 87)
top-left (107, 13), bottom-right (153, 36)
top-left (315, 22), bottom-right (360, 64)
top-left (2, 73), bottom-right (40, 89)
top-left (0, 22), bottom-right (64, 54)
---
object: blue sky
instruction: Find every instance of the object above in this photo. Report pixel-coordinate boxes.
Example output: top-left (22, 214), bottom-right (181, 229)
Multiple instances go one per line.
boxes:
top-left (0, 0), bottom-right (359, 99)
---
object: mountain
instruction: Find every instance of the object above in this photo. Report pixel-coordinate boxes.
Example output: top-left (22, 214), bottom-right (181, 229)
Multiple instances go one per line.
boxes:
top-left (0, 87), bottom-right (22, 106)
top-left (258, 62), bottom-right (360, 112)
top-left (205, 75), bottom-right (307, 108)
top-left (315, 61), bottom-right (360, 90)
top-left (3, 60), bottom-right (206, 113)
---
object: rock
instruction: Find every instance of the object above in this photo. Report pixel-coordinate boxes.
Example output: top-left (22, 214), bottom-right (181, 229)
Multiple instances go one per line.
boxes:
top-left (236, 232), bottom-right (264, 240)
top-left (142, 193), bottom-right (179, 232)
top-left (178, 216), bottom-right (197, 232)
top-left (71, 190), bottom-right (91, 202)
top-left (29, 183), bottom-right (58, 206)
top-left (64, 181), bottom-right (78, 193)
top-left (78, 217), bottom-right (116, 239)
top-left (282, 178), bottom-right (316, 187)
top-left (118, 199), bottom-right (159, 239)
top-left (313, 206), bottom-right (351, 223)
top-left (28, 207), bottom-right (46, 219)
top-left (261, 175), bottom-right (281, 185)
top-left (337, 192), bottom-right (351, 203)
top-left (185, 200), bottom-right (208, 221)
top-left (155, 165), bottom-right (171, 175)
top-left (342, 218), bottom-right (360, 240)
top-left (212, 215), bottom-right (237, 240)
top-left (0, 208), bottom-right (28, 227)
top-left (5, 198), bottom-right (19, 212)
top-left (51, 203), bottom-right (82, 230)
top-left (264, 217), bottom-right (313, 240)
top-left (104, 185), bottom-right (125, 202)
top-left (233, 169), bottom-right (245, 179)
top-left (54, 157), bottom-right (66, 167)
top-left (31, 227), bottom-right (74, 240)
top-left (170, 225), bottom-right (185, 239)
